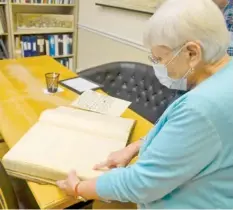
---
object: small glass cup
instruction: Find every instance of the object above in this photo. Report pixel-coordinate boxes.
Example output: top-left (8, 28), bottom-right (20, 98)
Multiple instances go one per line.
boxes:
top-left (45, 72), bottom-right (60, 93)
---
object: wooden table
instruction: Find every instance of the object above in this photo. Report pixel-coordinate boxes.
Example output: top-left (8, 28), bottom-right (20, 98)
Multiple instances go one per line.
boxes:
top-left (0, 56), bottom-right (153, 209)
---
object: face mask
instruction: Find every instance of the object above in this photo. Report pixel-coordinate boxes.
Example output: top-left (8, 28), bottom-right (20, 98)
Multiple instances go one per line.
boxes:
top-left (152, 63), bottom-right (189, 91)
top-left (152, 46), bottom-right (192, 91)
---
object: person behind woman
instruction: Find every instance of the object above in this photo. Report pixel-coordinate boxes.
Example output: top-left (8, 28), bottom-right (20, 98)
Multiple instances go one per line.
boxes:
top-left (57, 0), bottom-right (233, 208)
top-left (213, 0), bottom-right (233, 56)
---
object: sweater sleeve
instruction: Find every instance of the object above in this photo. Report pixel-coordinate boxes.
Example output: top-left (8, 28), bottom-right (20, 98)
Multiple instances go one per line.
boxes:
top-left (96, 101), bottom-right (222, 204)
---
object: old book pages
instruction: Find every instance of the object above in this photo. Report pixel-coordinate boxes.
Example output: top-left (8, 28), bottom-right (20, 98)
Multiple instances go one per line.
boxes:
top-left (71, 90), bottom-right (131, 117)
top-left (2, 106), bottom-right (135, 184)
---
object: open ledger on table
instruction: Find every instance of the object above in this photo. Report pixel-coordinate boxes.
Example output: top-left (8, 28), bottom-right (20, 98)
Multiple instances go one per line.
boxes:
top-left (2, 106), bottom-right (136, 184)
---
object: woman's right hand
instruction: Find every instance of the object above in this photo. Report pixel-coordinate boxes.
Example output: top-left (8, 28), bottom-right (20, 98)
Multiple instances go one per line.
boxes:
top-left (93, 140), bottom-right (142, 170)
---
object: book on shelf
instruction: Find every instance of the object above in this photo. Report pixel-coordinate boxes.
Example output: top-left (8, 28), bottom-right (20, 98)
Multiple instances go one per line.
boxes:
top-left (0, 39), bottom-right (8, 59)
top-left (12, 0), bottom-right (75, 4)
top-left (0, 6), bottom-right (7, 34)
top-left (55, 57), bottom-right (73, 71)
top-left (2, 106), bottom-right (136, 184)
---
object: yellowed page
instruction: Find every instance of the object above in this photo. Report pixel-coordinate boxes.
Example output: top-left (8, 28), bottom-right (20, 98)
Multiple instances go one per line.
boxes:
top-left (3, 121), bottom-right (128, 183)
top-left (39, 106), bottom-right (135, 142)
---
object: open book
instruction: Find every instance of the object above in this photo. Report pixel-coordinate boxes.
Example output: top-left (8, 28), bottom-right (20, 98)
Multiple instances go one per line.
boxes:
top-left (2, 106), bottom-right (135, 184)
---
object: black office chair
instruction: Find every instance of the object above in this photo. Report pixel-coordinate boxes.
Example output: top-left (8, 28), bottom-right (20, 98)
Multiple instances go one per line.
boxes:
top-left (79, 62), bottom-right (177, 123)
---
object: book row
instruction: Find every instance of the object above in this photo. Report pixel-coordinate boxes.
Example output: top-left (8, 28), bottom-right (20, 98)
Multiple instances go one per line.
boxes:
top-left (15, 34), bottom-right (73, 58)
top-left (55, 57), bottom-right (73, 71)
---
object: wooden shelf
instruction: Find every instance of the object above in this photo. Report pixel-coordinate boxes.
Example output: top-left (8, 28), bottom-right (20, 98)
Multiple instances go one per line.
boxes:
top-left (5, 1), bottom-right (78, 72)
top-left (21, 54), bottom-right (74, 59)
top-left (53, 54), bottom-right (74, 59)
top-left (0, 3), bottom-right (6, 5)
top-left (14, 29), bottom-right (74, 35)
top-left (11, 3), bottom-right (75, 7)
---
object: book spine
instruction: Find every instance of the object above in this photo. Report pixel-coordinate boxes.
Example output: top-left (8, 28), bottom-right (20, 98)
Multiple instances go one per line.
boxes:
top-left (37, 35), bottom-right (45, 55)
top-left (48, 35), bottom-right (55, 56)
top-left (54, 35), bottom-right (59, 56)
top-left (63, 34), bottom-right (68, 55)
top-left (45, 35), bottom-right (50, 56)
top-left (58, 34), bottom-right (63, 56)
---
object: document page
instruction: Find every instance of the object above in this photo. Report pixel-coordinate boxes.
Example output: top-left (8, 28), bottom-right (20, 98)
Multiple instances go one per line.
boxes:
top-left (71, 90), bottom-right (131, 117)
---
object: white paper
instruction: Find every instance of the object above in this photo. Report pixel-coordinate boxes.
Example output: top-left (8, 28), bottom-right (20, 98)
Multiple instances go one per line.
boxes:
top-left (72, 90), bottom-right (131, 117)
top-left (62, 77), bottom-right (99, 92)
top-left (43, 87), bottom-right (64, 95)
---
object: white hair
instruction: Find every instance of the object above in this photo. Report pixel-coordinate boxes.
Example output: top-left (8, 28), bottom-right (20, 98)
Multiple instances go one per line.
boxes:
top-left (144, 0), bottom-right (230, 63)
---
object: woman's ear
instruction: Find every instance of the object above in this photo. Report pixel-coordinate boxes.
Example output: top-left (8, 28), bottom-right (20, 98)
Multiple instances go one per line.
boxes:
top-left (185, 42), bottom-right (202, 68)
top-left (212, 0), bottom-right (228, 9)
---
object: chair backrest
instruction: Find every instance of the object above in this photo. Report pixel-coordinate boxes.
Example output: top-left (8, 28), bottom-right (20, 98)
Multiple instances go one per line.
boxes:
top-left (0, 161), bottom-right (19, 209)
top-left (79, 62), bottom-right (177, 123)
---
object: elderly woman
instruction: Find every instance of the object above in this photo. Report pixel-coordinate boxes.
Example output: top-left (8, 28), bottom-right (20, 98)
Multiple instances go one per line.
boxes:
top-left (57, 0), bottom-right (233, 208)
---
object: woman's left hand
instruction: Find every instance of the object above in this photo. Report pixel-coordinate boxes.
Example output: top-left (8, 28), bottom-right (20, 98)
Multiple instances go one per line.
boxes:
top-left (56, 170), bottom-right (80, 197)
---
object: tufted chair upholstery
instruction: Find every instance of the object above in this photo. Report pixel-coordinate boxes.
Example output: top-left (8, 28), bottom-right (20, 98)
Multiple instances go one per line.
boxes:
top-left (79, 62), bottom-right (177, 123)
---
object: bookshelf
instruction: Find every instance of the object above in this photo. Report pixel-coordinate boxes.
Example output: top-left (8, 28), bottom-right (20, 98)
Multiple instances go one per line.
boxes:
top-left (2, 0), bottom-right (79, 72)
top-left (0, 1), bottom-right (9, 59)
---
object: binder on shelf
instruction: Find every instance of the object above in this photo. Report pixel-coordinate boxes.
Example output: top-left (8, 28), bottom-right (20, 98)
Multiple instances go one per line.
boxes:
top-left (60, 58), bottom-right (64, 65)
top-left (31, 36), bottom-right (37, 56)
top-left (27, 36), bottom-right (32, 57)
top-left (69, 34), bottom-right (72, 54)
top-left (21, 36), bottom-right (28, 57)
top-left (28, 36), bottom-right (32, 56)
top-left (48, 35), bottom-right (55, 57)
top-left (69, 57), bottom-right (73, 71)
top-left (63, 34), bottom-right (70, 55)
top-left (65, 57), bottom-right (69, 68)
top-left (54, 34), bottom-right (59, 56)
top-left (45, 35), bottom-right (50, 56)
top-left (36, 35), bottom-right (45, 55)
top-left (15, 36), bottom-right (22, 58)
top-left (58, 34), bottom-right (63, 56)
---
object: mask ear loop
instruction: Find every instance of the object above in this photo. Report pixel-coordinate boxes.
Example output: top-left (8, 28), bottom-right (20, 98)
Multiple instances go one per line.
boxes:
top-left (182, 67), bottom-right (195, 80)
top-left (170, 67), bottom-right (195, 92)
top-left (165, 44), bottom-right (187, 67)
top-left (166, 43), bottom-right (195, 90)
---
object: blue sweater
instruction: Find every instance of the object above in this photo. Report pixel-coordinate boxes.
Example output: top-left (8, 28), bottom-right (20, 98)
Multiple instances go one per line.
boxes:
top-left (96, 59), bottom-right (233, 209)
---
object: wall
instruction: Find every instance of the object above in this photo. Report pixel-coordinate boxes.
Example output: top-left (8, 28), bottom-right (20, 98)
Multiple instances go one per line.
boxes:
top-left (77, 0), bottom-right (152, 71)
